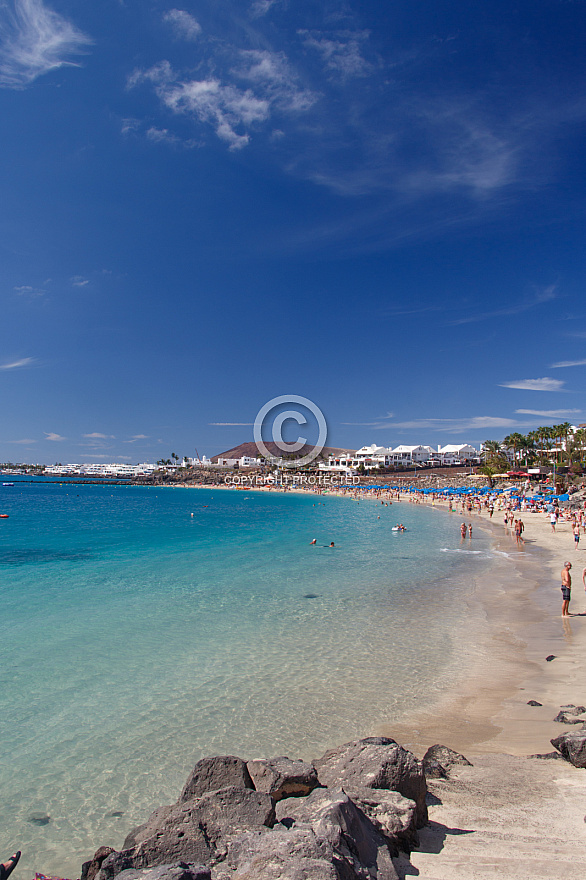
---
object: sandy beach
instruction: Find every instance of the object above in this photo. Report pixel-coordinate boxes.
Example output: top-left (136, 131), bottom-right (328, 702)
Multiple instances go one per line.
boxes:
top-left (375, 495), bottom-right (586, 878)
top-left (374, 497), bottom-right (586, 758)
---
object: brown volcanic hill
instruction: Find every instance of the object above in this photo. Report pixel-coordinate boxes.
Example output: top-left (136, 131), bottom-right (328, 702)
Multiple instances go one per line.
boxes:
top-left (211, 441), bottom-right (355, 463)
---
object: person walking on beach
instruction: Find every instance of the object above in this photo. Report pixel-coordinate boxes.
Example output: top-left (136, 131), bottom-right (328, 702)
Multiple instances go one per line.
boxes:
top-left (550, 511), bottom-right (557, 532)
top-left (561, 561), bottom-right (572, 616)
top-left (573, 523), bottom-right (580, 550)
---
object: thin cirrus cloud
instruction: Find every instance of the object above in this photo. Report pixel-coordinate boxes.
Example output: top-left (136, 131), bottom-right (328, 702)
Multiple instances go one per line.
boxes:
top-left (0, 356), bottom-right (35, 370)
top-left (14, 284), bottom-right (45, 296)
top-left (299, 30), bottom-right (372, 78)
top-left (499, 378), bottom-right (565, 392)
top-left (450, 285), bottom-right (557, 326)
top-left (379, 416), bottom-right (519, 433)
top-left (83, 432), bottom-right (115, 439)
top-left (249, 0), bottom-right (280, 18)
top-left (550, 358), bottom-right (586, 368)
top-left (44, 432), bottom-right (66, 441)
top-left (163, 9), bottom-right (201, 42)
top-left (0, 0), bottom-right (92, 88)
top-left (515, 409), bottom-right (581, 417)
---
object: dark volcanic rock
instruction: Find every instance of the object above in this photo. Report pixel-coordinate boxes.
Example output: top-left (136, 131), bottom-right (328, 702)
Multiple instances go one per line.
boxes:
top-left (270, 787), bottom-right (399, 879)
top-left (422, 745), bottom-right (473, 774)
top-left (98, 787), bottom-right (275, 879)
top-left (81, 847), bottom-right (116, 880)
top-left (333, 787), bottom-right (418, 855)
top-left (314, 737), bottom-right (427, 828)
top-left (212, 827), bottom-right (338, 880)
top-left (527, 700), bottom-right (543, 707)
top-left (246, 756), bottom-right (319, 802)
top-left (421, 758), bottom-right (448, 779)
top-left (28, 814), bottom-right (50, 826)
top-left (551, 731), bottom-right (586, 768)
top-left (179, 756), bottom-right (254, 803)
top-left (114, 866), bottom-right (210, 880)
top-left (528, 752), bottom-right (563, 760)
top-left (553, 711), bottom-right (586, 725)
top-left (545, 655), bottom-right (556, 662)
top-left (559, 704), bottom-right (586, 715)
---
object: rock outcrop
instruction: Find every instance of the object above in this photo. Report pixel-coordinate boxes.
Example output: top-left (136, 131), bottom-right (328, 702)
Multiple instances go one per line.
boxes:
top-left (179, 756), bottom-right (254, 803)
top-left (314, 736), bottom-right (427, 827)
top-left (422, 744), bottom-right (473, 778)
top-left (551, 730), bottom-right (586, 768)
top-left (246, 756), bottom-right (319, 801)
top-left (86, 738), bottom-right (426, 880)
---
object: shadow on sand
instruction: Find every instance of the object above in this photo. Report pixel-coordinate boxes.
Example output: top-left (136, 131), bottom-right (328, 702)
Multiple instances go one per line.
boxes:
top-left (393, 821), bottom-right (475, 878)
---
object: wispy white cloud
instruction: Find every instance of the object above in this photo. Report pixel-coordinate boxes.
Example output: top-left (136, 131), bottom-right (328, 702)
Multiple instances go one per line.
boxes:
top-left (121, 117), bottom-right (141, 135)
top-left (500, 377), bottom-right (565, 392)
top-left (71, 275), bottom-right (89, 287)
top-left (235, 50), bottom-right (316, 112)
top-left (83, 432), bottom-right (115, 439)
top-left (250, 0), bottom-right (280, 18)
top-left (300, 29), bottom-right (372, 79)
top-left (0, 356), bottom-right (35, 370)
top-left (550, 358), bottom-right (586, 368)
top-left (130, 62), bottom-right (270, 149)
top-left (130, 46), bottom-right (315, 150)
top-left (14, 284), bottom-right (45, 296)
top-left (515, 409), bottom-right (581, 417)
top-left (146, 126), bottom-right (197, 148)
top-left (125, 434), bottom-right (149, 443)
top-left (378, 416), bottom-right (519, 433)
top-left (44, 431), bottom-right (66, 441)
top-left (8, 437), bottom-right (36, 444)
top-left (163, 9), bottom-right (201, 42)
top-left (0, 0), bottom-right (92, 88)
top-left (450, 285), bottom-right (557, 326)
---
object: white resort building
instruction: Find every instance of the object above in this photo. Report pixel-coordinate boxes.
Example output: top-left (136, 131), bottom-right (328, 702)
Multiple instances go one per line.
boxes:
top-left (319, 442), bottom-right (480, 473)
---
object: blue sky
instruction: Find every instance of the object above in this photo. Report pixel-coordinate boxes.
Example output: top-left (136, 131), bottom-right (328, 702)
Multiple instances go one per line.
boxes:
top-left (1, 0), bottom-right (586, 463)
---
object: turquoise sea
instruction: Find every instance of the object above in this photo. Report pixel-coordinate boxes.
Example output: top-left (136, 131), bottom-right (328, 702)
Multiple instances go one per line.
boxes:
top-left (0, 481), bottom-right (497, 876)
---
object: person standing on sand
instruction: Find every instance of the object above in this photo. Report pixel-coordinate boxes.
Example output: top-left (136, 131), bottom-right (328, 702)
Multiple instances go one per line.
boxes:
top-left (461, 522), bottom-right (467, 539)
top-left (561, 561), bottom-right (572, 616)
top-left (573, 523), bottom-right (580, 549)
top-left (550, 511), bottom-right (557, 532)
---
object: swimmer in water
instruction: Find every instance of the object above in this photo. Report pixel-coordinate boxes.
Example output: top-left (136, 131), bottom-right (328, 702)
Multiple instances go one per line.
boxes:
top-left (330, 542), bottom-right (335, 547)
top-left (310, 538), bottom-right (317, 545)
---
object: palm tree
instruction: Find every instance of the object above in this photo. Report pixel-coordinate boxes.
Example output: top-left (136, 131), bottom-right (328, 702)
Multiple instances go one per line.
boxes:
top-left (557, 422), bottom-right (573, 464)
top-left (482, 440), bottom-right (502, 462)
top-left (503, 432), bottom-right (526, 467)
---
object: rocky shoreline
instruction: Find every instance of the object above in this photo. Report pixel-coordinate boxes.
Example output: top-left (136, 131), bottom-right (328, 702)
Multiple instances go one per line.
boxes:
top-left (79, 730), bottom-right (586, 880)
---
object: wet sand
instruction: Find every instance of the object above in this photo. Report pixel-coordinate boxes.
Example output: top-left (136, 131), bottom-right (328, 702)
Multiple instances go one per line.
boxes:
top-left (378, 499), bottom-right (586, 758)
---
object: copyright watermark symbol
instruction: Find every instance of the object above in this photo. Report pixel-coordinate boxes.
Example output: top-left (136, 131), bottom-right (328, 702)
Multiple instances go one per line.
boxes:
top-left (253, 395), bottom-right (328, 468)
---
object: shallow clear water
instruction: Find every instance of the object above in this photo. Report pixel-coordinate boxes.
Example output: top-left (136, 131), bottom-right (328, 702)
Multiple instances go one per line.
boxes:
top-left (0, 482), bottom-right (494, 875)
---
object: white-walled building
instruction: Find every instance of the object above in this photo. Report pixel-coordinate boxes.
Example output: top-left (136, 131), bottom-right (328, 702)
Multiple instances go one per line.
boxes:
top-left (216, 455), bottom-right (261, 467)
top-left (391, 445), bottom-right (435, 465)
top-left (437, 444), bottom-right (480, 464)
